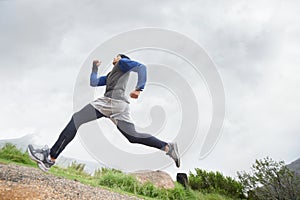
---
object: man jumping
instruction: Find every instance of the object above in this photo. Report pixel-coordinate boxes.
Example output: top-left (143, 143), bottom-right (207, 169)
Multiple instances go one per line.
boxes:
top-left (28, 54), bottom-right (180, 172)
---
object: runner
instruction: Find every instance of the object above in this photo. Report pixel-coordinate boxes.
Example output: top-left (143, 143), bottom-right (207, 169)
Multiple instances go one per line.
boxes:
top-left (28, 54), bottom-right (180, 172)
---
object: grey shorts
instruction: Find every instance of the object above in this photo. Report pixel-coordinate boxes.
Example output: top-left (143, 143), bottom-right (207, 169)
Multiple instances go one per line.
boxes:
top-left (90, 96), bottom-right (133, 125)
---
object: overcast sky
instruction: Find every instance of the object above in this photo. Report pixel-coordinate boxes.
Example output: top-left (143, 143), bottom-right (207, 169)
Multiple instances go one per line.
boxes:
top-left (1, 0), bottom-right (300, 178)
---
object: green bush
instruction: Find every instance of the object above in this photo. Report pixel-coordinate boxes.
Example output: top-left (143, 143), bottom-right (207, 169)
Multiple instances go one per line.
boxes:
top-left (68, 161), bottom-right (85, 172)
top-left (169, 182), bottom-right (190, 200)
top-left (96, 168), bottom-right (203, 200)
top-left (189, 168), bottom-right (245, 199)
top-left (98, 169), bottom-right (139, 193)
top-left (0, 143), bottom-right (35, 165)
top-left (66, 161), bottom-right (90, 177)
top-left (138, 181), bottom-right (160, 197)
top-left (94, 167), bottom-right (122, 178)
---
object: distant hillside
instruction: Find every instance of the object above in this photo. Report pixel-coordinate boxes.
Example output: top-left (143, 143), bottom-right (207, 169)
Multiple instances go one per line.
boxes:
top-left (0, 134), bottom-right (38, 151)
top-left (55, 156), bottom-right (105, 174)
top-left (0, 134), bottom-right (104, 174)
top-left (287, 158), bottom-right (300, 176)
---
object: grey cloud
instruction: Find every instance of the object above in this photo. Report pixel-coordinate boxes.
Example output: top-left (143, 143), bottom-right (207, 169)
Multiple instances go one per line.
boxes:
top-left (0, 0), bottom-right (168, 73)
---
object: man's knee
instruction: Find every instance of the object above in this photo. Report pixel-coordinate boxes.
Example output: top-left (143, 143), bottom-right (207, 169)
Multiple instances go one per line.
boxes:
top-left (117, 126), bottom-right (138, 143)
top-left (123, 131), bottom-right (150, 144)
top-left (72, 112), bottom-right (85, 128)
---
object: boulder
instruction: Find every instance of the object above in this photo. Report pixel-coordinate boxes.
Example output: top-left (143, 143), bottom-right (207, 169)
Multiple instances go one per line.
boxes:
top-left (130, 170), bottom-right (175, 189)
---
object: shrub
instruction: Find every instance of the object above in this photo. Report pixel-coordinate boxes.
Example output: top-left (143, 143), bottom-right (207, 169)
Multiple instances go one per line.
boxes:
top-left (169, 182), bottom-right (190, 200)
top-left (189, 168), bottom-right (245, 199)
top-left (0, 143), bottom-right (35, 165)
top-left (98, 169), bottom-right (139, 193)
top-left (94, 167), bottom-right (122, 178)
top-left (138, 181), bottom-right (160, 197)
top-left (97, 168), bottom-right (203, 200)
top-left (66, 161), bottom-right (90, 177)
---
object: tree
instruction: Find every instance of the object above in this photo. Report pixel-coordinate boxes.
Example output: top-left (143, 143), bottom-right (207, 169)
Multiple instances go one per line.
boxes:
top-left (237, 157), bottom-right (300, 200)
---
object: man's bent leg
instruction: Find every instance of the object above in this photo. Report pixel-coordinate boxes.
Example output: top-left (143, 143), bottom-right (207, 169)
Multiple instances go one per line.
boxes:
top-left (116, 120), bottom-right (168, 150)
top-left (50, 104), bottom-right (104, 159)
top-left (116, 120), bottom-right (180, 167)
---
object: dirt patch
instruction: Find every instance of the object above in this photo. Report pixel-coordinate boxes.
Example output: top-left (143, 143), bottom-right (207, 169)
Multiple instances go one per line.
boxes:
top-left (0, 163), bottom-right (142, 200)
top-left (0, 181), bottom-right (44, 200)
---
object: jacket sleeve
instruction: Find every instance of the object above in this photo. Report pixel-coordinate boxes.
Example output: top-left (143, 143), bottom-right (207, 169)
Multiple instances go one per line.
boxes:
top-left (118, 58), bottom-right (147, 91)
top-left (90, 65), bottom-right (107, 87)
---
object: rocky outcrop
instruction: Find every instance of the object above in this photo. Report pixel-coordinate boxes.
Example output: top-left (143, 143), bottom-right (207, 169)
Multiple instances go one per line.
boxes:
top-left (130, 170), bottom-right (175, 189)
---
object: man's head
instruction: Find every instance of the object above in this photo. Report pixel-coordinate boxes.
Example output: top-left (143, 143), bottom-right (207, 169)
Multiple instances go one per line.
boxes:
top-left (112, 54), bottom-right (130, 65)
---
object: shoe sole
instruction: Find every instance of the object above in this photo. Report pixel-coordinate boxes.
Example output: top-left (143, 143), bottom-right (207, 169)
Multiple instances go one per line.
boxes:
top-left (27, 145), bottom-right (49, 173)
top-left (38, 163), bottom-right (49, 172)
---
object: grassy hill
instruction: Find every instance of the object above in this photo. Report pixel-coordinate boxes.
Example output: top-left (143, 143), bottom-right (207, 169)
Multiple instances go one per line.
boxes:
top-left (0, 143), bottom-right (235, 200)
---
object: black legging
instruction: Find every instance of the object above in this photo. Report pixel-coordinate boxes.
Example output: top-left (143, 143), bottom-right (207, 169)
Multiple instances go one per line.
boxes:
top-left (50, 104), bottom-right (167, 159)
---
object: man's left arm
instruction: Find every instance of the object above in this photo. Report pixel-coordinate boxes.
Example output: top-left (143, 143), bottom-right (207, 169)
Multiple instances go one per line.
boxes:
top-left (90, 60), bottom-right (107, 87)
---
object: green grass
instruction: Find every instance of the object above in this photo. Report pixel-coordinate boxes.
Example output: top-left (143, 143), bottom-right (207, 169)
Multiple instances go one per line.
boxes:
top-left (0, 143), bottom-right (36, 167)
top-left (0, 143), bottom-right (234, 200)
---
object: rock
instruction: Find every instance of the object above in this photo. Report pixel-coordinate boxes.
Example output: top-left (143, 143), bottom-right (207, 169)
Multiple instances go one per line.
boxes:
top-left (130, 170), bottom-right (175, 189)
top-left (176, 173), bottom-right (188, 188)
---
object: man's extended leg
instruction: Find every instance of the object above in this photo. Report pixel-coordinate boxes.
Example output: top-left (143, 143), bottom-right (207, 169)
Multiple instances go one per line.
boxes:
top-left (50, 104), bottom-right (105, 159)
top-left (28, 104), bottom-right (105, 171)
top-left (116, 120), bottom-right (180, 167)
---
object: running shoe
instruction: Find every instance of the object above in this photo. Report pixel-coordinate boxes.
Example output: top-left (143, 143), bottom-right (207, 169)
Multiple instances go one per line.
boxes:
top-left (166, 142), bottom-right (180, 168)
top-left (28, 144), bottom-right (55, 172)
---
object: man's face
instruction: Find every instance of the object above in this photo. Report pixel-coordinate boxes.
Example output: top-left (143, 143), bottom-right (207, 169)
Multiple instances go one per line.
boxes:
top-left (112, 55), bottom-right (122, 65)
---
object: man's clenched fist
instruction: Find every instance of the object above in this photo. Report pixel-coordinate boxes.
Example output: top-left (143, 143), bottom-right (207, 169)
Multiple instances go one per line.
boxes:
top-left (130, 90), bottom-right (140, 99)
top-left (93, 60), bottom-right (101, 67)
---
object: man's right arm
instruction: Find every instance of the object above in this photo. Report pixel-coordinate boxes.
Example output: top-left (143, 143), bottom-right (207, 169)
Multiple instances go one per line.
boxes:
top-left (90, 60), bottom-right (107, 87)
